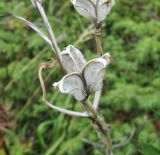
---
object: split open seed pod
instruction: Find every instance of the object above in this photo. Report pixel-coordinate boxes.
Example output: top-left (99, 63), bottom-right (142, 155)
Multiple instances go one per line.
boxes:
top-left (53, 46), bottom-right (111, 101)
top-left (71, 0), bottom-right (115, 23)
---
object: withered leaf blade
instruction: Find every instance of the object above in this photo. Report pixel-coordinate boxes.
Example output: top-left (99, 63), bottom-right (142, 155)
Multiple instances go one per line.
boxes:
top-left (53, 73), bottom-right (87, 101)
top-left (11, 13), bottom-right (51, 45)
top-left (82, 53), bottom-right (111, 93)
top-left (61, 45), bottom-right (87, 73)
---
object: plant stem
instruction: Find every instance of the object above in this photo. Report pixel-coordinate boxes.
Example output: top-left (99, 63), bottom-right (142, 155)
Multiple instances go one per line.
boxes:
top-left (38, 62), bottom-right (90, 117)
top-left (93, 23), bottom-right (103, 109)
top-left (94, 24), bottom-right (103, 56)
top-left (93, 23), bottom-right (113, 154)
top-left (83, 100), bottom-right (113, 155)
top-left (93, 90), bottom-right (101, 110)
top-left (92, 23), bottom-right (113, 154)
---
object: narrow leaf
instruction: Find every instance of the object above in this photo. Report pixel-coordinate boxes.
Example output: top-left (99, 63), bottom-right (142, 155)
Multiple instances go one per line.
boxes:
top-left (11, 13), bottom-right (51, 45)
top-left (141, 143), bottom-right (160, 155)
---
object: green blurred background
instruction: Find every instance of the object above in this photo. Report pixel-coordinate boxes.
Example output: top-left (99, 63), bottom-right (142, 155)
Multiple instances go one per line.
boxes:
top-left (0, 0), bottom-right (160, 155)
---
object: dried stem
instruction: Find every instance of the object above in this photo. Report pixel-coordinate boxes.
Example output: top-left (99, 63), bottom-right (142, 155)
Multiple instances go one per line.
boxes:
top-left (82, 125), bottom-right (136, 150)
top-left (93, 90), bottom-right (102, 110)
top-left (38, 61), bottom-right (89, 117)
top-left (113, 126), bottom-right (136, 149)
top-left (92, 22), bottom-right (113, 155)
top-left (93, 23), bottom-right (103, 110)
top-left (83, 100), bottom-right (113, 155)
top-left (94, 24), bottom-right (103, 56)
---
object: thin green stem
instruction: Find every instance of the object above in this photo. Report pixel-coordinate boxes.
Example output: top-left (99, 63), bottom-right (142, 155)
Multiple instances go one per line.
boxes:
top-left (83, 100), bottom-right (113, 155)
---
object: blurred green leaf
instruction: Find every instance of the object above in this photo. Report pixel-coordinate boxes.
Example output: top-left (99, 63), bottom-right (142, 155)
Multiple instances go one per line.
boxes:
top-left (141, 143), bottom-right (160, 155)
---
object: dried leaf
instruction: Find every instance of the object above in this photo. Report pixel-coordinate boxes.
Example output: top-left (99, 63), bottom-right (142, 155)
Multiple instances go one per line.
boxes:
top-left (61, 45), bottom-right (87, 73)
top-left (53, 73), bottom-right (87, 101)
top-left (11, 13), bottom-right (51, 45)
